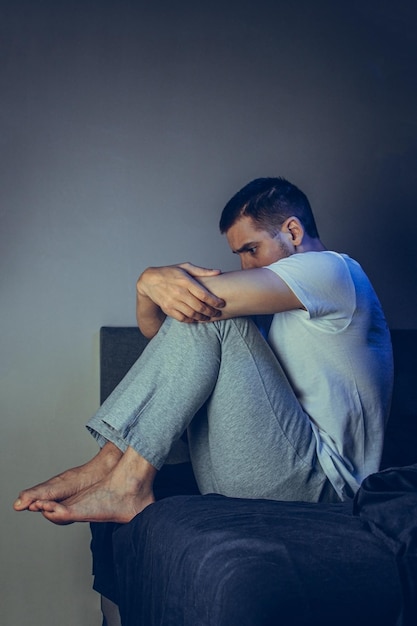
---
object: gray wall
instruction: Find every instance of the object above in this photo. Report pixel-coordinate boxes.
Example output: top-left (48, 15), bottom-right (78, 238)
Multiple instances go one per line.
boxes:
top-left (1, 1), bottom-right (416, 624)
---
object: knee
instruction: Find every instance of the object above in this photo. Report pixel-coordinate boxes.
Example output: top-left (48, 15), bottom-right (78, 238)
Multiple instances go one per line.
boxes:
top-left (165, 317), bottom-right (259, 343)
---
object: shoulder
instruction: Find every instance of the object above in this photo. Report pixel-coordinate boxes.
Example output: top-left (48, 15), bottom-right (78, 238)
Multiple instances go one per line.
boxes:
top-left (267, 251), bottom-right (353, 281)
top-left (266, 252), bottom-right (357, 318)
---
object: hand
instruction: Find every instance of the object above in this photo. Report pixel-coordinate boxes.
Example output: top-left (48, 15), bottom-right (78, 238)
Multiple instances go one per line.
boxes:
top-left (137, 263), bottom-right (226, 324)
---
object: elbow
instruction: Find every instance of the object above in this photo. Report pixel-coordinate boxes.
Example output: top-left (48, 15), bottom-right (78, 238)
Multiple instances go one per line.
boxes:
top-left (137, 316), bottom-right (165, 340)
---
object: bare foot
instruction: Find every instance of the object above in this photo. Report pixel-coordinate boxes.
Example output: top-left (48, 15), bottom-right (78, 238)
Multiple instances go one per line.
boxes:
top-left (13, 442), bottom-right (123, 512)
top-left (33, 446), bottom-right (157, 525)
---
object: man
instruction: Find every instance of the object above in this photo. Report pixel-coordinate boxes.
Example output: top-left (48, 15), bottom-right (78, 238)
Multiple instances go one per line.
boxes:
top-left (14, 177), bottom-right (393, 524)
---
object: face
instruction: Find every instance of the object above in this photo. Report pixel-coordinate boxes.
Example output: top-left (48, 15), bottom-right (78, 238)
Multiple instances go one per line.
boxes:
top-left (226, 215), bottom-right (293, 270)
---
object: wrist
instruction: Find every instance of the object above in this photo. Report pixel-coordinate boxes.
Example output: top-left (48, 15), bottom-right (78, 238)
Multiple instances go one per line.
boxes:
top-left (136, 267), bottom-right (155, 298)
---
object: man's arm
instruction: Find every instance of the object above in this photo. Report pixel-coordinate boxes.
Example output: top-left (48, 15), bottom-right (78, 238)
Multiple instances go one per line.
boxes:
top-left (198, 268), bottom-right (304, 319)
top-left (136, 263), bottom-right (226, 338)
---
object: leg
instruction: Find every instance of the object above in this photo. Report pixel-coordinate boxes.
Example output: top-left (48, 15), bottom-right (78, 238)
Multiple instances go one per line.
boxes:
top-left (13, 319), bottom-right (201, 522)
top-left (88, 317), bottom-right (329, 502)
top-left (187, 317), bottom-right (329, 501)
top-left (16, 317), bottom-right (330, 524)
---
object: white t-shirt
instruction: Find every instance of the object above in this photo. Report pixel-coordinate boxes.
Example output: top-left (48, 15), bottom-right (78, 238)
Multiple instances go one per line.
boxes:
top-left (265, 251), bottom-right (393, 499)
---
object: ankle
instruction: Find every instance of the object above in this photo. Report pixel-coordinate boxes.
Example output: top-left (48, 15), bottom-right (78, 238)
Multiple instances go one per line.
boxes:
top-left (113, 446), bottom-right (157, 493)
top-left (98, 442), bottom-right (123, 468)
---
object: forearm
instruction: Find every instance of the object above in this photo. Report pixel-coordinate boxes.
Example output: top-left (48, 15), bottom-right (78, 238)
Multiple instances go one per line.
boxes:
top-left (198, 268), bottom-right (303, 319)
top-left (136, 284), bottom-right (166, 339)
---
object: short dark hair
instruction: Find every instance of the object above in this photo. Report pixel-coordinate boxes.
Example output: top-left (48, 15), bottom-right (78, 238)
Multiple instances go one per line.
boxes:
top-left (219, 177), bottom-right (319, 238)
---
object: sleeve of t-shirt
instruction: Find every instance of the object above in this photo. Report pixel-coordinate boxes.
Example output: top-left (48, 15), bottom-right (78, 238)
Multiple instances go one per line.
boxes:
top-left (265, 252), bottom-right (357, 323)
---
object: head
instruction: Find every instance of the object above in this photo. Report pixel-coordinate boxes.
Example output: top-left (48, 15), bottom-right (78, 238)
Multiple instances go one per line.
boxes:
top-left (219, 177), bottom-right (319, 238)
top-left (219, 177), bottom-right (322, 269)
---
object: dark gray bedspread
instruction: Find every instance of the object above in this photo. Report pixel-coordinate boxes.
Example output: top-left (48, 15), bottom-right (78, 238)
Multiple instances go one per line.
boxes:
top-left (110, 465), bottom-right (417, 626)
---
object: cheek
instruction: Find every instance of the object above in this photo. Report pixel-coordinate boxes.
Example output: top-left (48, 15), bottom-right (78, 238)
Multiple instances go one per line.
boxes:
top-left (252, 254), bottom-right (273, 269)
top-left (263, 245), bottom-right (280, 264)
top-left (262, 242), bottom-right (291, 266)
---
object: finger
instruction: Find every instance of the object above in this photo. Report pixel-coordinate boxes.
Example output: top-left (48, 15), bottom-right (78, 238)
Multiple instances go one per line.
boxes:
top-left (163, 279), bottom-right (224, 311)
top-left (179, 262), bottom-right (222, 277)
top-left (185, 283), bottom-right (225, 309)
top-left (181, 292), bottom-right (224, 318)
top-left (167, 299), bottom-right (222, 323)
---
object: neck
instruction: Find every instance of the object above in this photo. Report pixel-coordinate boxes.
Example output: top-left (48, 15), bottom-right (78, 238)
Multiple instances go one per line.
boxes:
top-left (297, 236), bottom-right (327, 254)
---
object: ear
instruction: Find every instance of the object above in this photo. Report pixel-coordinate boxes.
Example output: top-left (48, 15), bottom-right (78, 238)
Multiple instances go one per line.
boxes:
top-left (282, 217), bottom-right (304, 247)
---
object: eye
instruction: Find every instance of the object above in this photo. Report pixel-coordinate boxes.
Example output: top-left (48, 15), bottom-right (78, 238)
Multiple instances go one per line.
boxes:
top-left (248, 247), bottom-right (257, 255)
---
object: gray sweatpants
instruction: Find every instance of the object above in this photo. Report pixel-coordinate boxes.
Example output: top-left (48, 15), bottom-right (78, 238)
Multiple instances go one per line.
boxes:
top-left (87, 317), bottom-right (336, 502)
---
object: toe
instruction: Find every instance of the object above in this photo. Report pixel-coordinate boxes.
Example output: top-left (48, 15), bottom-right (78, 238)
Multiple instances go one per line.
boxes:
top-left (13, 494), bottom-right (31, 510)
top-left (38, 501), bottom-right (74, 525)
